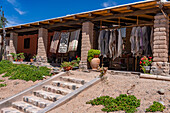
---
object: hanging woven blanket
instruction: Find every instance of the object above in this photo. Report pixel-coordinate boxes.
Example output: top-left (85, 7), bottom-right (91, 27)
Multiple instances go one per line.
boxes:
top-left (68, 29), bottom-right (81, 51)
top-left (50, 32), bottom-right (61, 53)
top-left (58, 32), bottom-right (70, 53)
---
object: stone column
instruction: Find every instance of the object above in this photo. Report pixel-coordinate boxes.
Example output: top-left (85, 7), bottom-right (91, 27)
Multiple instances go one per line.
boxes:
top-left (37, 28), bottom-right (48, 63)
top-left (9, 32), bottom-right (18, 54)
top-left (151, 13), bottom-right (169, 76)
top-left (79, 21), bottom-right (94, 70)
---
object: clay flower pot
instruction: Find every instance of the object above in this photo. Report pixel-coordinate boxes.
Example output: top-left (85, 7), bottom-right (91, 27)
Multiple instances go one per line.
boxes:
top-left (90, 58), bottom-right (100, 70)
top-left (94, 54), bottom-right (99, 58)
top-left (30, 59), bottom-right (33, 62)
top-left (63, 66), bottom-right (72, 71)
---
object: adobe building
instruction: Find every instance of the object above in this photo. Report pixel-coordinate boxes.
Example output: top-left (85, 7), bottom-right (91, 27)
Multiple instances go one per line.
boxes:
top-left (1, 0), bottom-right (170, 76)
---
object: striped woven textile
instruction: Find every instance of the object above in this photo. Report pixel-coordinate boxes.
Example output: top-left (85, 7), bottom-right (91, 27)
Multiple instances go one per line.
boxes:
top-left (50, 32), bottom-right (61, 53)
top-left (58, 32), bottom-right (70, 53)
top-left (68, 29), bottom-right (81, 52)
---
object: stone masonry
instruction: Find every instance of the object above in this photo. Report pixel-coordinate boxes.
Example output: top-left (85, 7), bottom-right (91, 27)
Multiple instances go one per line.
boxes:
top-left (150, 13), bottom-right (169, 76)
top-left (79, 21), bottom-right (94, 70)
top-left (37, 28), bottom-right (48, 63)
top-left (9, 32), bottom-right (18, 54)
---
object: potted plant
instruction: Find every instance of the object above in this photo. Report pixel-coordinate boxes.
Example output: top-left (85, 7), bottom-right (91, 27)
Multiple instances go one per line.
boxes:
top-left (10, 53), bottom-right (17, 61)
top-left (88, 49), bottom-right (101, 70)
top-left (33, 55), bottom-right (36, 62)
top-left (140, 56), bottom-right (152, 73)
top-left (18, 53), bottom-right (25, 62)
top-left (61, 62), bottom-right (73, 71)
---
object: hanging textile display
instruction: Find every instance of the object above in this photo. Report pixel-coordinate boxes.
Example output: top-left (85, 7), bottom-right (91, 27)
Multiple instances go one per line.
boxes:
top-left (117, 29), bottom-right (122, 57)
top-left (50, 32), bottom-right (61, 53)
top-left (98, 30), bottom-right (109, 57)
top-left (121, 28), bottom-right (126, 38)
top-left (130, 27), bottom-right (137, 56)
top-left (58, 32), bottom-right (70, 53)
top-left (68, 29), bottom-right (81, 51)
top-left (109, 29), bottom-right (117, 60)
top-left (150, 27), bottom-right (154, 53)
top-left (135, 26), bottom-right (141, 53)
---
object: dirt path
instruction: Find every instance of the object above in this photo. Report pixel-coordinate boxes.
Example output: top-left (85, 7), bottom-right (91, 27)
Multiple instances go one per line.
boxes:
top-left (0, 73), bottom-right (51, 101)
top-left (49, 71), bottom-right (170, 113)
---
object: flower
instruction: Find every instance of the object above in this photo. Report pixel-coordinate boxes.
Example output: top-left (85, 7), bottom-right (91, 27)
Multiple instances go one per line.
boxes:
top-left (76, 56), bottom-right (78, 58)
top-left (149, 60), bottom-right (151, 62)
top-left (140, 61), bottom-right (142, 64)
top-left (149, 57), bottom-right (152, 59)
top-left (144, 62), bottom-right (146, 64)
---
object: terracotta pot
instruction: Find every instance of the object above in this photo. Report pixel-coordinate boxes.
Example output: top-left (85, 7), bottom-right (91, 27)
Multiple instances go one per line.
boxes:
top-left (64, 66), bottom-right (72, 71)
top-left (94, 54), bottom-right (99, 58)
top-left (90, 58), bottom-right (100, 70)
top-left (30, 59), bottom-right (33, 62)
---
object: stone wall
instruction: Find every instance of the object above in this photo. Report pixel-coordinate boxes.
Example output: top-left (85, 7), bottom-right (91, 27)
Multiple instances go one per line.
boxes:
top-left (9, 32), bottom-right (18, 54)
top-left (151, 13), bottom-right (169, 76)
top-left (37, 28), bottom-right (48, 63)
top-left (79, 21), bottom-right (94, 70)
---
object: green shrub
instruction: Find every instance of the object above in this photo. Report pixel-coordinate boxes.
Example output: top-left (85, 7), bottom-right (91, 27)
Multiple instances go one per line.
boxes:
top-left (146, 101), bottom-right (165, 112)
top-left (0, 80), bottom-right (5, 82)
top-left (88, 49), bottom-right (101, 62)
top-left (0, 83), bottom-right (7, 87)
top-left (86, 94), bottom-right (140, 113)
top-left (0, 60), bottom-right (51, 82)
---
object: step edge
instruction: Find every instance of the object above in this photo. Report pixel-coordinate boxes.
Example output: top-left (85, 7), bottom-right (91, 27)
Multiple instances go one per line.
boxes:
top-left (39, 77), bottom-right (101, 113)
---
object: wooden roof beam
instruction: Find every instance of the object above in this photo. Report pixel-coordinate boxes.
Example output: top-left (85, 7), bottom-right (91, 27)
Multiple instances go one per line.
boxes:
top-left (107, 9), bottom-right (119, 14)
top-left (127, 6), bottom-right (140, 11)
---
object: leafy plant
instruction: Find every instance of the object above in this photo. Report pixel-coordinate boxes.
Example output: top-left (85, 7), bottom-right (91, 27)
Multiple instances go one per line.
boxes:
top-left (140, 56), bottom-right (152, 66)
top-left (86, 94), bottom-right (140, 113)
top-left (71, 60), bottom-right (79, 67)
top-left (10, 53), bottom-right (17, 61)
top-left (146, 101), bottom-right (165, 112)
top-left (18, 53), bottom-right (25, 60)
top-left (0, 60), bottom-right (51, 82)
top-left (88, 49), bottom-right (101, 62)
top-left (0, 80), bottom-right (5, 82)
top-left (60, 62), bottom-right (72, 68)
top-left (0, 83), bottom-right (7, 88)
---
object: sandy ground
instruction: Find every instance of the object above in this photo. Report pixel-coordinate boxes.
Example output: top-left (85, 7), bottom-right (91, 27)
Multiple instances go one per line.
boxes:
top-left (49, 71), bottom-right (170, 113)
top-left (0, 73), bottom-right (51, 101)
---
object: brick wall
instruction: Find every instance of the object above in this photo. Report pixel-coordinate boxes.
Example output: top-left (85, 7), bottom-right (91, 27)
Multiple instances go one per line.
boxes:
top-left (79, 21), bottom-right (94, 70)
top-left (37, 28), bottom-right (48, 63)
top-left (151, 13), bottom-right (169, 76)
top-left (9, 32), bottom-right (18, 54)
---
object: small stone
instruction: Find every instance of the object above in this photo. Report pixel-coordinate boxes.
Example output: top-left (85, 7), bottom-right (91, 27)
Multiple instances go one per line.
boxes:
top-left (158, 101), bottom-right (165, 106)
top-left (158, 89), bottom-right (165, 95)
top-left (14, 82), bottom-right (19, 85)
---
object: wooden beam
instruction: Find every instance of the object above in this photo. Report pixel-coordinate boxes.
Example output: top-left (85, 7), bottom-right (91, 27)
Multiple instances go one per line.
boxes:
top-left (107, 9), bottom-right (119, 14)
top-left (127, 6), bottom-right (140, 11)
top-left (92, 7), bottom-right (159, 22)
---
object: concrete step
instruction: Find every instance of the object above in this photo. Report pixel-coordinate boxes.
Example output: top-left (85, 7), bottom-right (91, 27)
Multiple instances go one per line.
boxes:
top-left (33, 90), bottom-right (63, 102)
top-left (12, 101), bottom-right (41, 113)
top-left (23, 96), bottom-right (53, 108)
top-left (60, 76), bottom-right (86, 85)
top-left (42, 85), bottom-right (72, 95)
top-left (1, 107), bottom-right (22, 113)
top-left (52, 80), bottom-right (82, 90)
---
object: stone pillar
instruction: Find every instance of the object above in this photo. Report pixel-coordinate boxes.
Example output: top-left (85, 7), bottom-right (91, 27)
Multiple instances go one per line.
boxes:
top-left (151, 13), bottom-right (169, 76)
top-left (79, 21), bottom-right (94, 70)
top-left (9, 32), bottom-right (18, 54)
top-left (37, 28), bottom-right (48, 63)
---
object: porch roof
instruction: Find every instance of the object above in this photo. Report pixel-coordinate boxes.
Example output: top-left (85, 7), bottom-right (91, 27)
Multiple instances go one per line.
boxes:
top-left (1, 0), bottom-right (170, 34)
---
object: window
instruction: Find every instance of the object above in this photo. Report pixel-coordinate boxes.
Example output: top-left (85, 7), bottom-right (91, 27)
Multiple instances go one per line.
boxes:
top-left (24, 38), bottom-right (30, 49)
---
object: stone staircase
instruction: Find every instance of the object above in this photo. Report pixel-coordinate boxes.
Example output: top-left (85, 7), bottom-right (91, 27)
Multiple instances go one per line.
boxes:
top-left (1, 76), bottom-right (86, 113)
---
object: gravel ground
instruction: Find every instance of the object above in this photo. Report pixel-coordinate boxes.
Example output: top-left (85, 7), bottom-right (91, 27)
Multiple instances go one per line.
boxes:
top-left (49, 71), bottom-right (170, 113)
top-left (0, 73), bottom-right (51, 101)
